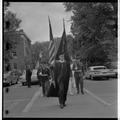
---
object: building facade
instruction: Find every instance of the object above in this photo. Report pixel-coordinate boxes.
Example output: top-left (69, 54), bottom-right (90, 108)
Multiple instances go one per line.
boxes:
top-left (4, 30), bottom-right (32, 72)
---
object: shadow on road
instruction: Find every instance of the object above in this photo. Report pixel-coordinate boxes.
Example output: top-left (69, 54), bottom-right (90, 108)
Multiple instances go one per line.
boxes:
top-left (85, 78), bottom-right (117, 81)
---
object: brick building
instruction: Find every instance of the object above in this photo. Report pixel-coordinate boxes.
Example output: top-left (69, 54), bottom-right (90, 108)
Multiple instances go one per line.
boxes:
top-left (4, 30), bottom-right (32, 72)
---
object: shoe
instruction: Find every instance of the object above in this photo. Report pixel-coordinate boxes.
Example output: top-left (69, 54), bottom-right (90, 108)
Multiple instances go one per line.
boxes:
top-left (63, 103), bottom-right (66, 107)
top-left (60, 104), bottom-right (64, 109)
top-left (69, 92), bottom-right (74, 95)
top-left (81, 91), bottom-right (84, 95)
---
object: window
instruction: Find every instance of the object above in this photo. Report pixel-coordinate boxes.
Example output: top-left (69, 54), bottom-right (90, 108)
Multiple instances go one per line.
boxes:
top-left (12, 51), bottom-right (17, 57)
top-left (14, 63), bottom-right (17, 69)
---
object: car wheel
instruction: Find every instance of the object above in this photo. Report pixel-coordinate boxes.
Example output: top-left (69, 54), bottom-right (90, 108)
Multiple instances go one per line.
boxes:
top-left (9, 82), bottom-right (12, 86)
top-left (88, 75), bottom-right (91, 79)
top-left (16, 81), bottom-right (18, 84)
top-left (22, 82), bottom-right (24, 86)
top-left (16, 79), bottom-right (19, 84)
top-left (90, 75), bottom-right (94, 80)
top-left (85, 76), bottom-right (89, 79)
top-left (115, 74), bottom-right (117, 78)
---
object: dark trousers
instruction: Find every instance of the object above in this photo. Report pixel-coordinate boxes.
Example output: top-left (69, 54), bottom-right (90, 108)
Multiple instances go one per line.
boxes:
top-left (58, 79), bottom-right (69, 106)
top-left (74, 72), bottom-right (84, 94)
top-left (27, 79), bottom-right (31, 87)
top-left (41, 76), bottom-right (48, 96)
top-left (38, 76), bottom-right (42, 86)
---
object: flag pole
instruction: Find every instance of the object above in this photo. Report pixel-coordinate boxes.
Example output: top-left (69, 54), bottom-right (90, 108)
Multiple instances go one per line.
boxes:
top-left (48, 15), bottom-right (50, 23)
top-left (63, 18), bottom-right (65, 30)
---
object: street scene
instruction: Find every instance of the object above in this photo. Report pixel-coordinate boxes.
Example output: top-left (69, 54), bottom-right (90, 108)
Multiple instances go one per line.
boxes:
top-left (3, 2), bottom-right (118, 118)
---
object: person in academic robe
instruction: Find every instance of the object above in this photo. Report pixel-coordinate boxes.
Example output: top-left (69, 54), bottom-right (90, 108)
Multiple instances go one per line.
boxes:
top-left (53, 53), bottom-right (70, 108)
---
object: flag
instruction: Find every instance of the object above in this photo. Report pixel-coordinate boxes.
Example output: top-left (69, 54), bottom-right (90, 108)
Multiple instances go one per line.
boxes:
top-left (55, 19), bottom-right (70, 61)
top-left (48, 16), bottom-right (55, 65)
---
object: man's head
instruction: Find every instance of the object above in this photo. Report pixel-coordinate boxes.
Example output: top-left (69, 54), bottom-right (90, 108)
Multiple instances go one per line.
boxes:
top-left (26, 65), bottom-right (30, 69)
top-left (59, 54), bottom-right (65, 61)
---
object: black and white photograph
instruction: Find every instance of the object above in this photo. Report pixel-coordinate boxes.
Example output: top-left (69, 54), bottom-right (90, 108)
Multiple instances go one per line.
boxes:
top-left (3, 1), bottom-right (118, 118)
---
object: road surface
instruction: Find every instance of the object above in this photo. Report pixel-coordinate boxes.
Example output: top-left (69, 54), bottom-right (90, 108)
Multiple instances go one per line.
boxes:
top-left (3, 78), bottom-right (117, 118)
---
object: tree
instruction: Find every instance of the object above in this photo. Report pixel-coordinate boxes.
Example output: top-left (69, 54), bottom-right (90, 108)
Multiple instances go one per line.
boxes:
top-left (66, 34), bottom-right (74, 57)
top-left (64, 2), bottom-right (117, 68)
top-left (4, 2), bottom-right (22, 71)
top-left (4, 1), bottom-right (21, 32)
top-left (31, 41), bottom-right (49, 68)
top-left (4, 11), bottom-right (21, 31)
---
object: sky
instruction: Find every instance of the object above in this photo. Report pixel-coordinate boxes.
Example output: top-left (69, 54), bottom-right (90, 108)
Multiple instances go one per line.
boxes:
top-left (8, 2), bottom-right (72, 44)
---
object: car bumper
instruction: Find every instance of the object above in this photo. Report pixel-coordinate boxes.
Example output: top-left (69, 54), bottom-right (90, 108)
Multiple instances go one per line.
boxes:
top-left (92, 73), bottom-right (116, 78)
top-left (3, 82), bottom-right (10, 86)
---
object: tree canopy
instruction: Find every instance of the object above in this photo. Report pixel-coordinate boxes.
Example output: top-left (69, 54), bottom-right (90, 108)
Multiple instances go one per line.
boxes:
top-left (64, 2), bottom-right (117, 68)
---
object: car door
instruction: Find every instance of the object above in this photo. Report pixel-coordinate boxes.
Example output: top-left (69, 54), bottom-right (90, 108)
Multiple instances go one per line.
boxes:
top-left (86, 68), bottom-right (91, 78)
top-left (11, 72), bottom-right (16, 84)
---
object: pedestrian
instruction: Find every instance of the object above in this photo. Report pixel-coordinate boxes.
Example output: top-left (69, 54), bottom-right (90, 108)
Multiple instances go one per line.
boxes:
top-left (26, 65), bottom-right (32, 88)
top-left (53, 53), bottom-right (70, 109)
top-left (37, 64), bottom-right (43, 87)
top-left (73, 60), bottom-right (84, 94)
top-left (68, 61), bottom-right (74, 95)
top-left (41, 63), bottom-right (50, 97)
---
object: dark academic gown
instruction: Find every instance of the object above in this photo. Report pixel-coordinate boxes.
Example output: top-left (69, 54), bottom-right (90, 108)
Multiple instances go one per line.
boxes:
top-left (53, 60), bottom-right (70, 106)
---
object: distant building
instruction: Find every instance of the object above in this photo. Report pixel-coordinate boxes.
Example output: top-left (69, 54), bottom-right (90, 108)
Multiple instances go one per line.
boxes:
top-left (4, 29), bottom-right (32, 72)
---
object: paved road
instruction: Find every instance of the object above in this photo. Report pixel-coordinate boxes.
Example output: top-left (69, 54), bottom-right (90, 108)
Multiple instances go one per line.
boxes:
top-left (3, 78), bottom-right (117, 118)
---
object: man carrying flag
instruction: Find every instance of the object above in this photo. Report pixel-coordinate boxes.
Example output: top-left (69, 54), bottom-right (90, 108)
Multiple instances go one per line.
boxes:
top-left (52, 19), bottom-right (71, 109)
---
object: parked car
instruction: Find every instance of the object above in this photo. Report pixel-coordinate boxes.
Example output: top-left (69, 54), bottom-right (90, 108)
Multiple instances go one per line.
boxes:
top-left (3, 71), bottom-right (19, 87)
top-left (110, 68), bottom-right (118, 78)
top-left (85, 66), bottom-right (117, 80)
top-left (20, 69), bottom-right (39, 86)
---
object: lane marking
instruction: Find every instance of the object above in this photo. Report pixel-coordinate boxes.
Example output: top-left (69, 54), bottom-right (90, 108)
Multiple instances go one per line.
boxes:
top-left (4, 98), bottom-right (30, 103)
top-left (84, 88), bottom-right (111, 106)
top-left (22, 87), bottom-right (42, 112)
